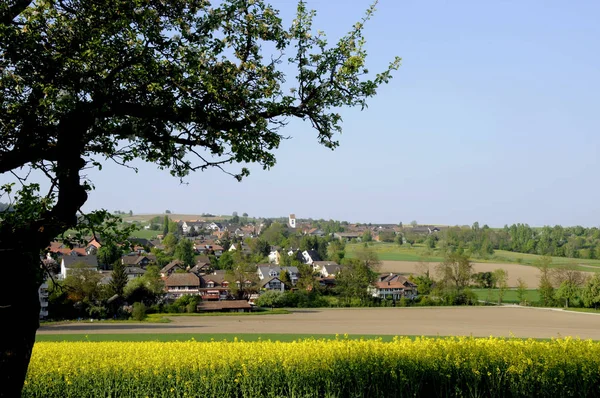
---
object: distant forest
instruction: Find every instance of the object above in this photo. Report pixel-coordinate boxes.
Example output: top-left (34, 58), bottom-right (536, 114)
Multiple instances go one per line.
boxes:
top-left (428, 223), bottom-right (600, 260)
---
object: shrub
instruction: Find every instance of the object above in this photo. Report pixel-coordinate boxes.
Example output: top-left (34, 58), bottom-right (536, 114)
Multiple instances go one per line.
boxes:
top-left (132, 302), bottom-right (147, 321)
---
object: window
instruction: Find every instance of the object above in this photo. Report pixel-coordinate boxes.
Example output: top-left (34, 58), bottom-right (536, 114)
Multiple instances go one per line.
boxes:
top-left (207, 282), bottom-right (214, 288)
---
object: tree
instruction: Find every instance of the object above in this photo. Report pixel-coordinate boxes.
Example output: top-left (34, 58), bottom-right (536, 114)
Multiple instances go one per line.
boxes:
top-left (128, 210), bottom-right (133, 217)
top-left (336, 246), bottom-right (380, 305)
top-left (62, 263), bottom-right (105, 304)
top-left (250, 238), bottom-right (271, 258)
top-left (410, 221), bottom-right (418, 228)
top-left (124, 265), bottom-right (165, 306)
top-left (492, 269), bottom-right (508, 304)
top-left (261, 222), bottom-right (288, 246)
top-left (355, 246), bottom-right (382, 271)
top-left (556, 280), bottom-right (580, 308)
top-left (97, 243), bottom-right (122, 269)
top-left (162, 215), bottom-right (170, 237)
top-left (242, 213), bottom-right (249, 217)
top-left (279, 269), bottom-right (292, 290)
top-left (472, 272), bottom-right (494, 289)
top-left (168, 220), bottom-right (181, 236)
top-left (150, 248), bottom-right (173, 268)
top-left (337, 257), bottom-right (379, 305)
top-left (516, 278), bottom-right (528, 305)
top-left (162, 233), bottom-right (179, 255)
top-left (536, 256), bottom-right (555, 307)
top-left (296, 263), bottom-right (317, 291)
top-left (131, 302), bottom-right (147, 321)
top-left (0, 0), bottom-right (399, 394)
top-left (552, 263), bottom-right (587, 308)
top-left (217, 251), bottom-right (236, 271)
top-left (435, 252), bottom-right (473, 293)
top-left (165, 210), bottom-right (172, 214)
top-left (410, 262), bottom-right (433, 296)
top-left (174, 239), bottom-right (195, 267)
top-left (109, 261), bottom-right (128, 298)
top-left (582, 274), bottom-right (600, 309)
top-left (362, 230), bottom-right (373, 242)
top-left (255, 290), bottom-right (284, 308)
top-left (225, 263), bottom-right (259, 300)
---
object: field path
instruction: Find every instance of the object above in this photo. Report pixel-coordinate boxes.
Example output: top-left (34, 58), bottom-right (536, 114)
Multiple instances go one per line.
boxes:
top-left (38, 307), bottom-right (600, 340)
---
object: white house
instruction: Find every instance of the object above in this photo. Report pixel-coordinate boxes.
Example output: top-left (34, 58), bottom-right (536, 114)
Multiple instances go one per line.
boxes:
top-left (60, 255), bottom-right (99, 279)
top-left (257, 266), bottom-right (299, 286)
top-left (301, 250), bottom-right (321, 265)
top-left (370, 273), bottom-right (418, 300)
top-left (312, 261), bottom-right (342, 277)
top-left (268, 249), bottom-right (281, 264)
top-left (38, 279), bottom-right (49, 319)
top-left (259, 276), bottom-right (285, 292)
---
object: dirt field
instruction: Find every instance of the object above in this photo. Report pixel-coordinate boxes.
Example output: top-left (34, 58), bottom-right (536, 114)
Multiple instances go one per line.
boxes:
top-left (38, 307), bottom-right (600, 340)
top-left (379, 260), bottom-right (596, 287)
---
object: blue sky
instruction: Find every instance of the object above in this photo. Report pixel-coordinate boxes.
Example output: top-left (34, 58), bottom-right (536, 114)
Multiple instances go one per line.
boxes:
top-left (9, 0), bottom-right (600, 227)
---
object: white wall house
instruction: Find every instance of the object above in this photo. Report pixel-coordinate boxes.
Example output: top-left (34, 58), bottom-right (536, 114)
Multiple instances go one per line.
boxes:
top-left (60, 255), bottom-right (99, 279)
top-left (39, 279), bottom-right (49, 319)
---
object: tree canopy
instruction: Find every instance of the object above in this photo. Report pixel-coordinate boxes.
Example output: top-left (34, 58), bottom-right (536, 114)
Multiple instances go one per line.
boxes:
top-left (0, 1), bottom-right (399, 395)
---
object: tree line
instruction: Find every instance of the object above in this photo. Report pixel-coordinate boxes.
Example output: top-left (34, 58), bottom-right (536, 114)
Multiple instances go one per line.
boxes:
top-left (407, 222), bottom-right (600, 260)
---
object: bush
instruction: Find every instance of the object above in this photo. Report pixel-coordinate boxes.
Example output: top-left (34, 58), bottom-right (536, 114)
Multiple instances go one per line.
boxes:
top-left (256, 291), bottom-right (285, 308)
top-left (132, 302), bottom-right (147, 321)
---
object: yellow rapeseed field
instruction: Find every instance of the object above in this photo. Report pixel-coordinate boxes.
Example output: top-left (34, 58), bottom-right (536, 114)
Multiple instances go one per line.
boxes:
top-left (24, 336), bottom-right (600, 397)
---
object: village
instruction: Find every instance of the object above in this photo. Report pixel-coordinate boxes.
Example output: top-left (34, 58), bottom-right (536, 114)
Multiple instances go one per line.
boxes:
top-left (39, 214), bottom-right (423, 320)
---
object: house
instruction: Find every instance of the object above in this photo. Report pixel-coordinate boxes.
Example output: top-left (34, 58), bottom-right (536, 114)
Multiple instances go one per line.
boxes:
top-left (164, 273), bottom-right (202, 301)
top-left (257, 266), bottom-right (299, 285)
top-left (60, 255), bottom-right (99, 279)
top-left (208, 222), bottom-right (223, 231)
top-left (333, 232), bottom-right (362, 242)
top-left (189, 259), bottom-right (211, 275)
top-left (312, 261), bottom-right (342, 277)
top-left (128, 238), bottom-right (155, 250)
top-left (410, 226), bottom-right (441, 235)
top-left (38, 279), bottom-right (49, 319)
top-left (268, 247), bottom-right (281, 264)
top-left (197, 300), bottom-right (252, 313)
top-left (196, 244), bottom-right (224, 257)
top-left (160, 260), bottom-right (187, 277)
top-left (182, 221), bottom-right (204, 235)
top-left (121, 255), bottom-right (152, 268)
top-left (49, 241), bottom-right (87, 257)
top-left (259, 276), bottom-right (285, 292)
top-left (200, 270), bottom-right (230, 300)
top-left (304, 228), bottom-right (325, 237)
top-left (124, 266), bottom-right (146, 280)
top-left (318, 277), bottom-right (337, 289)
top-left (301, 250), bottom-right (321, 265)
top-left (87, 237), bottom-right (102, 250)
top-left (370, 273), bottom-right (418, 300)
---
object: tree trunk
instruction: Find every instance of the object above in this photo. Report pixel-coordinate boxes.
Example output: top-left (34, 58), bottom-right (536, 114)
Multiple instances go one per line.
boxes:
top-left (0, 249), bottom-right (42, 398)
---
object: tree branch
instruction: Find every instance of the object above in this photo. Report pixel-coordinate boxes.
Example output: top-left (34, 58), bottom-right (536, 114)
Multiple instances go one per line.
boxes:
top-left (0, 0), bottom-right (33, 26)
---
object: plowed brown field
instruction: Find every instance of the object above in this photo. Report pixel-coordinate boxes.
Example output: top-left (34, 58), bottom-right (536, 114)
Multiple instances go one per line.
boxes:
top-left (380, 260), bottom-right (596, 287)
top-left (38, 307), bottom-right (600, 340)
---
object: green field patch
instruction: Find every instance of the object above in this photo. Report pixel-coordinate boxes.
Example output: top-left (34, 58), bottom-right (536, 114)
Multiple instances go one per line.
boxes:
top-left (345, 242), bottom-right (600, 270)
top-left (563, 308), bottom-right (600, 315)
top-left (472, 288), bottom-right (540, 304)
